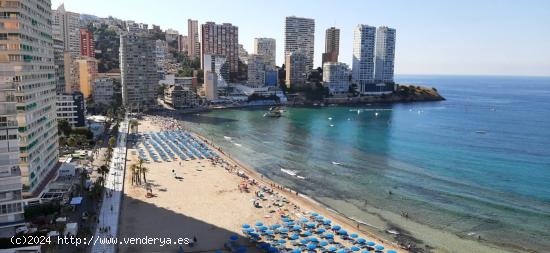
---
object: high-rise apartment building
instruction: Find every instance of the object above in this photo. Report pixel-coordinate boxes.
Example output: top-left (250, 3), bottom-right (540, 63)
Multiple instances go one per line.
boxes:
top-left (285, 51), bottom-right (307, 88)
top-left (253, 38), bottom-right (276, 68)
top-left (247, 54), bottom-right (267, 87)
top-left (76, 57), bottom-right (98, 98)
top-left (203, 54), bottom-right (229, 87)
top-left (1, 0), bottom-right (59, 196)
top-left (53, 39), bottom-right (66, 94)
top-left (201, 22), bottom-right (238, 81)
top-left (120, 33), bottom-right (159, 112)
top-left (374, 26), bottom-right (396, 84)
top-left (79, 28), bottom-right (95, 58)
top-left (352, 25), bottom-right (376, 94)
top-left (178, 35), bottom-right (188, 53)
top-left (322, 27), bottom-right (340, 65)
top-left (187, 19), bottom-right (200, 59)
top-left (52, 4), bottom-right (80, 57)
top-left (284, 16), bottom-right (315, 75)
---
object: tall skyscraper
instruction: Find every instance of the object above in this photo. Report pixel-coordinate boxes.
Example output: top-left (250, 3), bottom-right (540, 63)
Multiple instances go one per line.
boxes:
top-left (284, 16), bottom-right (315, 74)
top-left (322, 27), bottom-right (340, 65)
top-left (187, 19), bottom-right (200, 59)
top-left (1, 0), bottom-right (59, 198)
top-left (374, 26), bottom-right (396, 84)
top-left (253, 38), bottom-right (276, 68)
top-left (79, 28), bottom-right (95, 58)
top-left (352, 25), bottom-right (376, 94)
top-left (52, 4), bottom-right (80, 57)
top-left (53, 39), bottom-right (66, 94)
top-left (120, 33), bottom-right (159, 112)
top-left (201, 22), bottom-right (239, 80)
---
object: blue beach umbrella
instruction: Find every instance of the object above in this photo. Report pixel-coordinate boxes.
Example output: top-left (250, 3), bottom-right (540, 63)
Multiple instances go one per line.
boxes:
top-left (357, 238), bottom-right (366, 244)
top-left (328, 246), bottom-right (337, 252)
top-left (316, 216), bottom-right (325, 221)
top-left (307, 223), bottom-right (316, 228)
top-left (245, 228), bottom-right (255, 233)
top-left (309, 237), bottom-right (319, 243)
top-left (350, 233), bottom-right (358, 238)
top-left (323, 219), bottom-right (332, 225)
top-left (300, 218), bottom-right (309, 223)
top-left (361, 251), bottom-right (370, 253)
top-left (265, 230), bottom-right (274, 235)
top-left (387, 250), bottom-right (397, 253)
top-left (230, 235), bottom-right (239, 241)
top-left (303, 231), bottom-right (312, 236)
top-left (338, 229), bottom-right (348, 235)
top-left (332, 225), bottom-right (341, 230)
top-left (367, 242), bottom-right (376, 247)
top-left (351, 246), bottom-right (360, 251)
top-left (271, 224), bottom-right (281, 229)
top-left (337, 249), bottom-right (347, 253)
top-left (278, 239), bottom-right (286, 244)
top-left (282, 217), bottom-right (290, 222)
top-left (292, 225), bottom-right (302, 231)
top-left (279, 227), bottom-right (289, 233)
top-left (293, 249), bottom-right (302, 253)
top-left (242, 224), bottom-right (250, 228)
top-left (307, 244), bottom-right (317, 250)
top-left (375, 246), bottom-right (384, 251)
top-left (311, 212), bottom-right (319, 216)
top-left (259, 226), bottom-right (268, 231)
top-left (256, 222), bottom-right (264, 226)
top-left (316, 228), bottom-right (326, 233)
top-left (289, 234), bottom-right (299, 240)
top-left (324, 233), bottom-right (334, 239)
top-left (286, 221), bottom-right (295, 226)
top-left (300, 238), bottom-right (309, 244)
top-left (320, 241), bottom-right (329, 246)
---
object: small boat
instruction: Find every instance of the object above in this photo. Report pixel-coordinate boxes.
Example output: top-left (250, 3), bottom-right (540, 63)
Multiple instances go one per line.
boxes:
top-left (330, 124), bottom-right (334, 127)
top-left (475, 130), bottom-right (488, 134)
top-left (328, 117), bottom-right (333, 120)
top-left (280, 168), bottom-right (297, 176)
top-left (296, 176), bottom-right (306, 180)
top-left (374, 112), bottom-right (379, 116)
top-left (332, 161), bottom-right (342, 165)
top-left (224, 136), bottom-right (232, 140)
top-left (264, 107), bottom-right (283, 117)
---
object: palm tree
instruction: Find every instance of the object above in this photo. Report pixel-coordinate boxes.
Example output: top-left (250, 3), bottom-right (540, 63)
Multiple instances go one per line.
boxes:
top-left (141, 166), bottom-right (149, 184)
top-left (108, 136), bottom-right (116, 147)
top-left (129, 164), bottom-right (137, 185)
top-left (98, 165), bottom-right (109, 183)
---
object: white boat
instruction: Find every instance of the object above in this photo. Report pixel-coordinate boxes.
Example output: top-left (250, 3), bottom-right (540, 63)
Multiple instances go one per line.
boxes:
top-left (328, 117), bottom-right (333, 120)
top-left (374, 112), bottom-right (379, 116)
top-left (330, 124), bottom-right (334, 127)
top-left (296, 176), bottom-right (306, 179)
top-left (332, 161), bottom-right (342, 165)
top-left (224, 136), bottom-right (232, 140)
top-left (280, 168), bottom-right (297, 176)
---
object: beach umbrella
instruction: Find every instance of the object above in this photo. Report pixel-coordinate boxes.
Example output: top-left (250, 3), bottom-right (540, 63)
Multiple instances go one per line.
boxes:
top-left (278, 239), bottom-right (286, 244)
top-left (350, 233), bottom-right (358, 238)
top-left (268, 247), bottom-right (278, 253)
top-left (300, 239), bottom-right (309, 244)
top-left (292, 225), bottom-right (302, 231)
top-left (271, 224), bottom-right (282, 229)
top-left (300, 218), bottom-right (309, 223)
top-left (242, 224), bottom-right (250, 229)
top-left (338, 229), bottom-right (348, 235)
top-left (309, 237), bottom-right (319, 243)
top-left (307, 244), bottom-right (317, 250)
top-left (282, 217), bottom-right (290, 222)
top-left (323, 219), bottom-right (332, 225)
top-left (328, 246), bottom-right (337, 252)
top-left (351, 246), bottom-right (360, 251)
top-left (361, 251), bottom-right (370, 253)
top-left (337, 249), bottom-right (347, 253)
top-left (259, 226), bottom-right (269, 231)
top-left (293, 249), bottom-right (302, 253)
top-left (367, 242), bottom-right (376, 247)
top-left (387, 250), bottom-right (397, 253)
top-left (307, 223), bottom-right (316, 228)
top-left (303, 231), bottom-right (312, 236)
top-left (259, 242), bottom-right (270, 250)
top-left (278, 227), bottom-right (289, 233)
top-left (357, 238), bottom-right (366, 244)
top-left (324, 233), bottom-right (334, 239)
top-left (289, 234), bottom-right (299, 240)
top-left (286, 221), bottom-right (295, 226)
top-left (316, 228), bottom-right (326, 234)
top-left (265, 230), bottom-right (274, 235)
top-left (230, 235), bottom-right (239, 241)
top-left (256, 222), bottom-right (264, 226)
top-left (375, 246), bottom-right (384, 251)
top-left (311, 212), bottom-right (319, 216)
top-left (316, 216), bottom-right (325, 221)
top-left (320, 241), bottom-right (329, 247)
top-left (332, 225), bottom-right (341, 230)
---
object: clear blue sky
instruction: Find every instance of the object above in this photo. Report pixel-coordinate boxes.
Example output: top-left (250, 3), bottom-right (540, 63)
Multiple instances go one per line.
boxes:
top-left (53, 0), bottom-right (550, 76)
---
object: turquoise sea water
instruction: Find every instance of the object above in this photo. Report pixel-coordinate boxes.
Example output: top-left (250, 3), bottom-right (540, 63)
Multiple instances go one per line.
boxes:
top-left (181, 75), bottom-right (550, 252)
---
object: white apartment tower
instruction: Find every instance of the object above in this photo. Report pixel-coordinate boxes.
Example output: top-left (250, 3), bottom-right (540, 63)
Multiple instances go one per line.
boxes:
top-left (253, 38), bottom-right (276, 68)
top-left (1, 0), bottom-right (59, 198)
top-left (284, 16), bottom-right (315, 74)
top-left (52, 4), bottom-right (80, 58)
top-left (374, 26), bottom-right (396, 84)
top-left (352, 25), bottom-right (376, 94)
top-left (120, 33), bottom-right (159, 112)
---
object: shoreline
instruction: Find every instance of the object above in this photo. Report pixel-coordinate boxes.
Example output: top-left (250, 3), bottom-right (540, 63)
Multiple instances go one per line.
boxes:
top-left (186, 129), bottom-right (408, 251)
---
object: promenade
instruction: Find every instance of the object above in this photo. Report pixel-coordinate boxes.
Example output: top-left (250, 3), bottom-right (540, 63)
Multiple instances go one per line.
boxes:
top-left (91, 116), bottom-right (129, 253)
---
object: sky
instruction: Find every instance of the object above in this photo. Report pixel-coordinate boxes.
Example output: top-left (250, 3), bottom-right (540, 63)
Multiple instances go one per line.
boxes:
top-left (52, 0), bottom-right (550, 77)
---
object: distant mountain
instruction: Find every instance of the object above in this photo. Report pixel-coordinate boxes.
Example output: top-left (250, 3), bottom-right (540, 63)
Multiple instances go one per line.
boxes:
top-left (80, 13), bottom-right (100, 21)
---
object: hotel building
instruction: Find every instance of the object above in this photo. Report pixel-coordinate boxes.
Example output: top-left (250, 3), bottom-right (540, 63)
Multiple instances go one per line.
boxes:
top-left (284, 16), bottom-right (314, 75)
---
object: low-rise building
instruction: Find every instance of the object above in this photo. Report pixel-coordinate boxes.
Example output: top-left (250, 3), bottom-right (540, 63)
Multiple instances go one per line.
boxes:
top-left (56, 92), bottom-right (86, 127)
top-left (91, 78), bottom-right (114, 105)
top-left (323, 62), bottom-right (351, 94)
top-left (164, 85), bottom-right (200, 109)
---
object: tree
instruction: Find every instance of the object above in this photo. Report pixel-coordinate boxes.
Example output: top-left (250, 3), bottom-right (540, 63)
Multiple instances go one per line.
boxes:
top-left (108, 136), bottom-right (116, 147)
top-left (98, 165), bottom-right (109, 181)
top-left (141, 166), bottom-right (149, 184)
top-left (58, 119), bottom-right (72, 136)
top-left (67, 137), bottom-right (76, 147)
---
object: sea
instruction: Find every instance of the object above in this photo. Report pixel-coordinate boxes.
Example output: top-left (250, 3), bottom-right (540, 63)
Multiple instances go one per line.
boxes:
top-left (180, 75), bottom-right (550, 253)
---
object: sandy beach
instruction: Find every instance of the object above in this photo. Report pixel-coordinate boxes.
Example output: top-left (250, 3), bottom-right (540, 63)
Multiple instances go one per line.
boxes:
top-left (118, 115), bottom-right (403, 253)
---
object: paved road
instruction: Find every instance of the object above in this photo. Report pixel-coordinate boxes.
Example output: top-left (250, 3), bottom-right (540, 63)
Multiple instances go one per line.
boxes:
top-left (91, 116), bottom-right (128, 253)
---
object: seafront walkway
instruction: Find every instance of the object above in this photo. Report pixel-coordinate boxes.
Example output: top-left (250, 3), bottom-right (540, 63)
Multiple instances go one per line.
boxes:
top-left (91, 116), bottom-right (129, 253)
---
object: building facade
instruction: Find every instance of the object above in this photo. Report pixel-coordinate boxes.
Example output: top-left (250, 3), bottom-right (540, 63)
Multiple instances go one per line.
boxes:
top-left (322, 27), bottom-right (340, 66)
top-left (53, 39), bottom-right (65, 94)
top-left (91, 77), bottom-right (114, 105)
top-left (120, 33), bottom-right (159, 112)
top-left (2, 0), bottom-right (59, 195)
top-left (323, 62), bottom-right (351, 94)
top-left (253, 38), bottom-right (276, 68)
top-left (285, 51), bottom-right (307, 88)
top-left (201, 22), bottom-right (238, 80)
top-left (79, 28), bottom-right (95, 58)
top-left (203, 54), bottom-right (229, 87)
top-left (374, 26), bottom-right (396, 84)
top-left (177, 35), bottom-right (188, 53)
top-left (56, 92), bottom-right (86, 128)
top-left (52, 4), bottom-right (80, 57)
top-left (352, 25), bottom-right (376, 94)
top-left (284, 16), bottom-right (315, 75)
top-left (76, 57), bottom-right (98, 98)
top-left (204, 71), bottom-right (218, 101)
top-left (247, 54), bottom-right (266, 88)
top-left (187, 19), bottom-right (200, 59)
top-left (238, 44), bottom-right (248, 64)
top-left (164, 85), bottom-right (200, 109)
